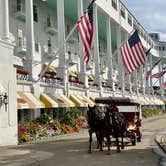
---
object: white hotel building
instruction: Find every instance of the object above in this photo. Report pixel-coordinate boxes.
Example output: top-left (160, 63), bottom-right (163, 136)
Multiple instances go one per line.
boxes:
top-left (0, 0), bottom-right (165, 146)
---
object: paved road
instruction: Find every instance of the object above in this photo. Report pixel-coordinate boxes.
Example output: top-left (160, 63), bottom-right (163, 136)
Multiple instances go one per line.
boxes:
top-left (1, 115), bottom-right (166, 166)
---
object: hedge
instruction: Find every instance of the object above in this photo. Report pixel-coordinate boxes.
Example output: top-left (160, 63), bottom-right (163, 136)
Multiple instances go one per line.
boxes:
top-left (142, 109), bottom-right (166, 118)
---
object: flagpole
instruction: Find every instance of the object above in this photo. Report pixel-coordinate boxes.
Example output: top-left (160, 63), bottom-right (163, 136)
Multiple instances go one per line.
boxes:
top-left (35, 24), bottom-right (77, 83)
top-left (35, 0), bottom-right (96, 83)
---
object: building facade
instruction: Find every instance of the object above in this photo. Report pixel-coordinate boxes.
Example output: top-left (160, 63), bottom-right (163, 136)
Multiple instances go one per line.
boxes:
top-left (0, 0), bottom-right (165, 146)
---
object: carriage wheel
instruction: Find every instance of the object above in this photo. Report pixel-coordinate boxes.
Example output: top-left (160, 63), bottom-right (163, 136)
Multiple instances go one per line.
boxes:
top-left (137, 132), bottom-right (142, 142)
top-left (131, 134), bottom-right (136, 146)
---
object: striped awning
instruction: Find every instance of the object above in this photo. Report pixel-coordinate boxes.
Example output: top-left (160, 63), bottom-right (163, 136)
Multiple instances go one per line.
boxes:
top-left (88, 75), bottom-right (94, 81)
top-left (70, 94), bottom-right (95, 107)
top-left (13, 56), bottom-right (23, 67)
top-left (69, 70), bottom-right (78, 78)
top-left (40, 93), bottom-right (59, 108)
top-left (17, 92), bottom-right (45, 109)
top-left (90, 96), bottom-right (104, 106)
top-left (44, 64), bottom-right (56, 73)
top-left (48, 94), bottom-right (75, 107)
top-left (154, 99), bottom-right (165, 105)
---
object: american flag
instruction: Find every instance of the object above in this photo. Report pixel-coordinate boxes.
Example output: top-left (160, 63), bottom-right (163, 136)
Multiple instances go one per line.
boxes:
top-left (146, 59), bottom-right (161, 80)
top-left (120, 30), bottom-right (146, 74)
top-left (151, 70), bottom-right (166, 78)
top-left (77, 0), bottom-right (94, 63)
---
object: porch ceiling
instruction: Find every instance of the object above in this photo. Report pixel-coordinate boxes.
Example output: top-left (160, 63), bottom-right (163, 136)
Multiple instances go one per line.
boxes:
top-left (42, 0), bottom-right (117, 48)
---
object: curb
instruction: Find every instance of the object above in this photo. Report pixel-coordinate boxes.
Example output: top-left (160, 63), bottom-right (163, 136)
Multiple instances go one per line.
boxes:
top-left (155, 134), bottom-right (166, 154)
top-left (153, 131), bottom-right (166, 166)
top-left (20, 129), bottom-right (89, 145)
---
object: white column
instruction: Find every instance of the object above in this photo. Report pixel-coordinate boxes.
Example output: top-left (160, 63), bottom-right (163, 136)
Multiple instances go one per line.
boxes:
top-left (159, 62), bottom-right (164, 97)
top-left (116, 25), bottom-right (124, 92)
top-left (93, 4), bottom-right (102, 94)
top-left (129, 75), bottom-right (132, 93)
top-left (56, 0), bottom-right (67, 95)
top-left (135, 70), bottom-right (139, 94)
top-left (1, 0), bottom-right (10, 41)
top-left (25, 0), bottom-right (35, 78)
top-left (106, 16), bottom-right (115, 91)
top-left (124, 32), bottom-right (132, 93)
top-left (145, 55), bottom-right (150, 95)
top-left (140, 65), bottom-right (144, 94)
top-left (161, 63), bottom-right (165, 98)
top-left (25, 0), bottom-right (41, 118)
top-left (149, 55), bottom-right (153, 95)
top-left (77, 0), bottom-right (89, 93)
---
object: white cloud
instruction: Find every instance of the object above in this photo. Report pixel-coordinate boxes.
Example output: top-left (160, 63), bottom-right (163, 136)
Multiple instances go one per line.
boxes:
top-left (123, 0), bottom-right (166, 41)
top-left (159, 33), bottom-right (166, 41)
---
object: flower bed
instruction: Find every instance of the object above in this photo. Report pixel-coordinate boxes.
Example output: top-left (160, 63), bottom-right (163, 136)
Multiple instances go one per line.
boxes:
top-left (18, 109), bottom-right (88, 143)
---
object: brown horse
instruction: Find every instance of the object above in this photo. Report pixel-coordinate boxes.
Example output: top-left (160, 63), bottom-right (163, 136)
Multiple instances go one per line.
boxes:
top-left (105, 105), bottom-right (127, 152)
top-left (87, 105), bottom-right (111, 154)
top-left (87, 105), bottom-right (127, 154)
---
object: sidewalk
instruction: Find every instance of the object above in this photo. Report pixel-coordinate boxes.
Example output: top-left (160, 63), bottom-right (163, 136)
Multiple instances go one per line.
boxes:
top-left (0, 117), bottom-right (166, 166)
top-left (155, 131), bottom-right (166, 153)
top-left (0, 130), bottom-right (89, 166)
top-left (154, 129), bottom-right (166, 166)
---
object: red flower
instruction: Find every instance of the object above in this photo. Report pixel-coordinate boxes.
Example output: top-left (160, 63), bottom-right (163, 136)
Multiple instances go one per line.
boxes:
top-left (18, 124), bottom-right (25, 136)
top-left (17, 69), bottom-right (29, 75)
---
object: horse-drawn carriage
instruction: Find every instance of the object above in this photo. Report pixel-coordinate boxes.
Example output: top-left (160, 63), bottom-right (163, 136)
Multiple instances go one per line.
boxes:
top-left (87, 97), bottom-right (142, 153)
top-left (95, 97), bottom-right (142, 146)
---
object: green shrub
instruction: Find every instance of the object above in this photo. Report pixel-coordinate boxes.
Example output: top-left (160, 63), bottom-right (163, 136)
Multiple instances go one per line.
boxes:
top-left (60, 107), bottom-right (80, 128)
top-left (35, 114), bottom-right (52, 124)
top-left (142, 109), bottom-right (166, 118)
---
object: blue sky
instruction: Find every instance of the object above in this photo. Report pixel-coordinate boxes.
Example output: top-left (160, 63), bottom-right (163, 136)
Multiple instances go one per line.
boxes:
top-left (122, 0), bottom-right (166, 41)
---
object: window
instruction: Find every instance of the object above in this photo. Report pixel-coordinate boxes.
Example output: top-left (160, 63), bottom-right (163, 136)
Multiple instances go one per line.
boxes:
top-left (162, 46), bottom-right (165, 51)
top-left (47, 16), bottom-right (51, 27)
top-left (35, 43), bottom-right (39, 52)
top-left (112, 0), bottom-right (117, 10)
top-left (120, 6), bottom-right (125, 19)
top-left (143, 33), bottom-right (146, 41)
top-left (33, 5), bottom-right (38, 22)
top-left (66, 25), bottom-right (70, 35)
top-left (17, 0), bottom-right (22, 11)
top-left (48, 38), bottom-right (51, 47)
top-left (128, 14), bottom-right (132, 26)
top-left (133, 20), bottom-right (137, 30)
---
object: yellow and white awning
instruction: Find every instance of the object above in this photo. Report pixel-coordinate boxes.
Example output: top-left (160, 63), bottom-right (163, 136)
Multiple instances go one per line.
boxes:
top-left (44, 64), bottom-right (56, 73)
top-left (69, 70), bottom-right (78, 78)
top-left (13, 56), bottom-right (23, 67)
top-left (154, 99), bottom-right (165, 105)
top-left (17, 93), bottom-right (29, 109)
top-left (90, 96), bottom-right (104, 106)
top-left (17, 92), bottom-right (45, 109)
top-left (48, 94), bottom-right (75, 107)
top-left (88, 75), bottom-right (94, 81)
top-left (40, 93), bottom-right (59, 108)
top-left (70, 94), bottom-right (95, 107)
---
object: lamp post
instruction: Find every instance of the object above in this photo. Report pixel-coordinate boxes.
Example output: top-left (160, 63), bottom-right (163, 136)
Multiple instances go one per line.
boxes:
top-left (0, 93), bottom-right (8, 111)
